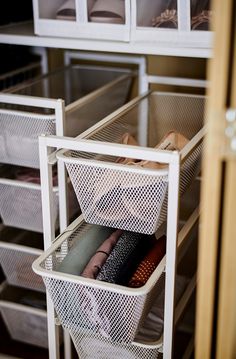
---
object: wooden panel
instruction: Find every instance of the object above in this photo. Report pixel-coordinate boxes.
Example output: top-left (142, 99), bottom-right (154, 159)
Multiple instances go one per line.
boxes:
top-left (195, 0), bottom-right (234, 358)
top-left (216, 161), bottom-right (236, 358)
top-left (216, 15), bottom-right (236, 357)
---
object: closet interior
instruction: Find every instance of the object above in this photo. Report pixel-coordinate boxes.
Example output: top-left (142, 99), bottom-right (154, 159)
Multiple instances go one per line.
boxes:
top-left (0, 1), bottom-right (211, 358)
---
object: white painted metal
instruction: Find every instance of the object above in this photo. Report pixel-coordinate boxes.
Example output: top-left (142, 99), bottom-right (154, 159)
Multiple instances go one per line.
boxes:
top-left (147, 75), bottom-right (208, 88)
top-left (0, 22), bottom-right (212, 58)
top-left (64, 51), bottom-right (147, 95)
top-left (39, 134), bottom-right (60, 359)
top-left (163, 156), bottom-right (180, 359)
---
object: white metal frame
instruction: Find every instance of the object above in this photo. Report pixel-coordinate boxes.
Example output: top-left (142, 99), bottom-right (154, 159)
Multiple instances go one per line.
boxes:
top-left (35, 74), bottom-right (205, 358)
top-left (0, 52), bottom-right (146, 359)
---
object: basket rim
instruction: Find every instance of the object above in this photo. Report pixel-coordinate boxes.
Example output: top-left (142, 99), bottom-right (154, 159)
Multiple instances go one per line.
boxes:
top-left (32, 215), bottom-right (166, 297)
top-left (60, 155), bottom-right (170, 177)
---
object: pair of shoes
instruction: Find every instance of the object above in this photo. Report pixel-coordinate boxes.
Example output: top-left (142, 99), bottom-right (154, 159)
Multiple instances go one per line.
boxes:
top-left (191, 10), bottom-right (212, 31)
top-left (56, 0), bottom-right (76, 21)
top-left (117, 131), bottom-right (189, 170)
top-left (56, 0), bottom-right (125, 24)
top-left (152, 9), bottom-right (178, 29)
top-left (89, 0), bottom-right (125, 24)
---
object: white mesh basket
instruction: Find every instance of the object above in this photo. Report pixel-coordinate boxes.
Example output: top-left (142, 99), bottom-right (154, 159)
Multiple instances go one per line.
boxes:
top-left (0, 227), bottom-right (45, 291)
top-left (0, 65), bottom-right (133, 168)
top-left (58, 92), bottom-right (204, 234)
top-left (69, 330), bottom-right (162, 359)
top-left (0, 284), bottom-right (50, 348)
top-left (33, 217), bottom-right (166, 344)
top-left (0, 179), bottom-right (59, 233)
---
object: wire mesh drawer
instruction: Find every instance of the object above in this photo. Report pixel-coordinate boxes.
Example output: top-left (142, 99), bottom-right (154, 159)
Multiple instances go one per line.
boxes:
top-left (0, 65), bottom-right (133, 168)
top-left (58, 92), bottom-right (204, 235)
top-left (33, 217), bottom-right (166, 344)
top-left (0, 284), bottom-right (50, 348)
top-left (69, 330), bottom-right (163, 359)
top-left (0, 179), bottom-right (59, 233)
top-left (0, 227), bottom-right (45, 291)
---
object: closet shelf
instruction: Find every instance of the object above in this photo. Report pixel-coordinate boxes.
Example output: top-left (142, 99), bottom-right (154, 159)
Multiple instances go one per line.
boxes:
top-left (0, 22), bottom-right (212, 58)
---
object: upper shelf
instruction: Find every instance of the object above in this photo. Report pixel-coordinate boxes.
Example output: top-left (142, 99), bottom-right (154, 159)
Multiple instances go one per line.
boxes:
top-left (0, 22), bottom-right (212, 58)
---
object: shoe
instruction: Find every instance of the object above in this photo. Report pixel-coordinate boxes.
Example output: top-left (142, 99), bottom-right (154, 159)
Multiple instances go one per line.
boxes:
top-left (56, 0), bottom-right (76, 21)
top-left (89, 0), bottom-right (125, 24)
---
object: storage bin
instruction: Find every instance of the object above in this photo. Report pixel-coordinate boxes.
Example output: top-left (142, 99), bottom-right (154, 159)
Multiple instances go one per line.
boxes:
top-left (0, 227), bottom-right (45, 291)
top-left (131, 0), bottom-right (213, 48)
top-left (0, 178), bottom-right (59, 233)
top-left (69, 330), bottom-right (163, 359)
top-left (58, 92), bottom-right (205, 235)
top-left (0, 284), bottom-right (53, 348)
top-left (0, 165), bottom-right (78, 232)
top-left (33, 0), bottom-right (130, 42)
top-left (0, 64), bottom-right (133, 168)
top-left (33, 216), bottom-right (166, 344)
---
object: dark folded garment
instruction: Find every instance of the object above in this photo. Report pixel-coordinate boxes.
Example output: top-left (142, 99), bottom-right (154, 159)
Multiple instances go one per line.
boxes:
top-left (97, 231), bottom-right (144, 284)
top-left (116, 234), bottom-right (156, 286)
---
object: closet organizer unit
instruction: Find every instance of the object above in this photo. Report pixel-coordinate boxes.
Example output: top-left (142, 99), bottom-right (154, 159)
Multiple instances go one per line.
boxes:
top-left (131, 0), bottom-right (212, 48)
top-left (0, 63), bottom-right (133, 232)
top-left (33, 0), bottom-right (130, 41)
top-left (33, 80), bottom-right (205, 358)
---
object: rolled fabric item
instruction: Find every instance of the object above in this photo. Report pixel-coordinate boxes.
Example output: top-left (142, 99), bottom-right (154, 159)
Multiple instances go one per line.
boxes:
top-left (97, 231), bottom-right (144, 284)
top-left (116, 234), bottom-right (156, 286)
top-left (57, 225), bottom-right (114, 276)
top-left (129, 235), bottom-right (166, 288)
top-left (81, 229), bottom-right (123, 279)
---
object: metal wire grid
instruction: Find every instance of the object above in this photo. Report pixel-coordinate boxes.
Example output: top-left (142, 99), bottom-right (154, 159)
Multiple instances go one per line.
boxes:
top-left (0, 183), bottom-right (59, 232)
top-left (0, 110), bottom-right (55, 168)
top-left (62, 93), bottom-right (204, 234)
top-left (0, 61), bottom-right (41, 92)
top-left (0, 304), bottom-right (49, 348)
top-left (65, 76), bottom-right (132, 138)
top-left (0, 246), bottom-right (45, 292)
top-left (0, 73), bottom-right (132, 168)
top-left (38, 221), bottom-right (165, 344)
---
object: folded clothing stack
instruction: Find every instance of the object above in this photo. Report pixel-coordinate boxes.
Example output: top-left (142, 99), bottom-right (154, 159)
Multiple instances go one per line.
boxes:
top-left (58, 224), bottom-right (166, 288)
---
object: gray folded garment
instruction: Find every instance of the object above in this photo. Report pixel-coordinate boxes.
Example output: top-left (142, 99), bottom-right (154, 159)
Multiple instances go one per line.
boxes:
top-left (57, 225), bottom-right (114, 276)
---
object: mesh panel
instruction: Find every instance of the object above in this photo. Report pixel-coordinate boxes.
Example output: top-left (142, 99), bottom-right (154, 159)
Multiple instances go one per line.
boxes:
top-left (62, 93), bottom-right (204, 234)
top-left (0, 247), bottom-right (45, 292)
top-left (66, 163), bottom-right (168, 234)
top-left (39, 221), bottom-right (165, 344)
top-left (66, 76), bottom-right (132, 137)
top-left (0, 305), bottom-right (48, 348)
top-left (0, 183), bottom-right (59, 232)
top-left (0, 110), bottom-right (55, 168)
top-left (0, 67), bottom-right (133, 168)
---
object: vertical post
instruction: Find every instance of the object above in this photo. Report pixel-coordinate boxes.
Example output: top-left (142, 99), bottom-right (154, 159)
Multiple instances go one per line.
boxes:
top-left (39, 136), bottom-right (60, 359)
top-left (55, 100), bottom-right (69, 230)
top-left (55, 100), bottom-right (71, 359)
top-left (178, 0), bottom-right (191, 32)
top-left (163, 153), bottom-right (180, 359)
